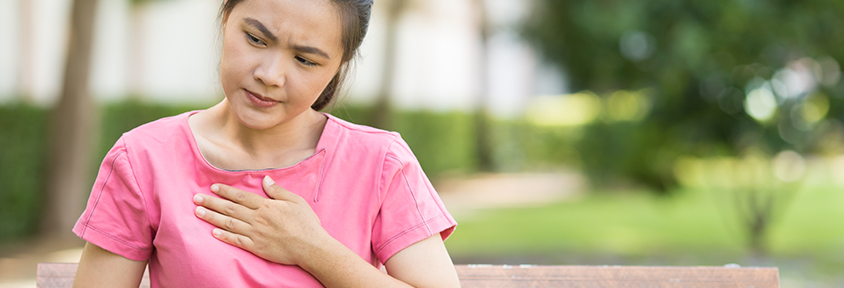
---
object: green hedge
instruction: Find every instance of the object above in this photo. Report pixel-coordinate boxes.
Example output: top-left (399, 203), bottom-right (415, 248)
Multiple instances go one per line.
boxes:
top-left (490, 120), bottom-right (583, 172)
top-left (0, 105), bottom-right (48, 242)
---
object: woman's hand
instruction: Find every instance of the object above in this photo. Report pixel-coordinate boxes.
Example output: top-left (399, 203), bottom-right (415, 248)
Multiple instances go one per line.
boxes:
top-left (193, 175), bottom-right (460, 288)
top-left (193, 175), bottom-right (329, 266)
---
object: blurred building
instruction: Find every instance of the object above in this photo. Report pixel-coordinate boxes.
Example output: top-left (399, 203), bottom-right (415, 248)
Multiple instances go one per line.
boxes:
top-left (0, 0), bottom-right (566, 118)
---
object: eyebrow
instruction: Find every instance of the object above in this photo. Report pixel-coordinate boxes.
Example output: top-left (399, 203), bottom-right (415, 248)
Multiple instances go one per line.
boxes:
top-left (243, 18), bottom-right (277, 43)
top-left (291, 44), bottom-right (331, 60)
top-left (243, 17), bottom-right (331, 60)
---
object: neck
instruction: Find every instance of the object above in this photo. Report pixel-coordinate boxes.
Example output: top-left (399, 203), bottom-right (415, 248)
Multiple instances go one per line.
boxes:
top-left (212, 100), bottom-right (326, 157)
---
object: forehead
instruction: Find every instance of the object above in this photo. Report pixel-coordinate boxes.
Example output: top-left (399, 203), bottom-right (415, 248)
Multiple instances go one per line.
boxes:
top-left (229, 0), bottom-right (343, 54)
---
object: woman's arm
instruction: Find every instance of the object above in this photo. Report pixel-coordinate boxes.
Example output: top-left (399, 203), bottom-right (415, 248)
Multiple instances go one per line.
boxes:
top-left (194, 176), bottom-right (460, 288)
top-left (294, 233), bottom-right (459, 288)
top-left (73, 242), bottom-right (148, 288)
top-left (383, 234), bottom-right (461, 287)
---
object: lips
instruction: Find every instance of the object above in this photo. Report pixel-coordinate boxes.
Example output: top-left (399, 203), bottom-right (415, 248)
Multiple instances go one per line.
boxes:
top-left (245, 89), bottom-right (278, 108)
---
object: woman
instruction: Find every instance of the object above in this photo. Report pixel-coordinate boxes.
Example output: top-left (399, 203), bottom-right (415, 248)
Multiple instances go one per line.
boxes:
top-left (71, 0), bottom-right (461, 287)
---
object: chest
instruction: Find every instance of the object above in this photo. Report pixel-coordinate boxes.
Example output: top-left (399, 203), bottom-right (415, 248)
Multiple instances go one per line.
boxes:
top-left (140, 161), bottom-right (383, 287)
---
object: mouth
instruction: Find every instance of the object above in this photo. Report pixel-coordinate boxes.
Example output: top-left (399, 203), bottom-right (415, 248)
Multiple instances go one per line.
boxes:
top-left (245, 89), bottom-right (279, 108)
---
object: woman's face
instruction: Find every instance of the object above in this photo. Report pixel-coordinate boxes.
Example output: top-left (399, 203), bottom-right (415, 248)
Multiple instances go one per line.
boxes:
top-left (220, 0), bottom-right (344, 130)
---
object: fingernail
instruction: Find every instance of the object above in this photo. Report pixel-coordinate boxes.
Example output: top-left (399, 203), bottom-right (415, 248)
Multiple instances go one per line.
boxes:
top-left (211, 184), bottom-right (219, 193)
top-left (195, 206), bottom-right (206, 217)
top-left (213, 229), bottom-right (222, 238)
top-left (193, 194), bottom-right (204, 204)
top-left (264, 175), bottom-right (275, 186)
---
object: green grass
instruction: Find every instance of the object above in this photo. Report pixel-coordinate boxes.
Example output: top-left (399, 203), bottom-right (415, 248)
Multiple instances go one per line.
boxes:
top-left (768, 186), bottom-right (844, 256)
top-left (445, 186), bottom-right (844, 262)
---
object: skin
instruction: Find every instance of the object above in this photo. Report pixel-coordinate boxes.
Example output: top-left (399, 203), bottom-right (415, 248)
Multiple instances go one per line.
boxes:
top-left (73, 0), bottom-right (461, 287)
top-left (73, 243), bottom-right (147, 288)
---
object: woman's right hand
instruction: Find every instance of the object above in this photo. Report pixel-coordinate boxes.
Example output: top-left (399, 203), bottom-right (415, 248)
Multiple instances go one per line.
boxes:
top-left (193, 176), bottom-right (460, 288)
top-left (193, 176), bottom-right (330, 266)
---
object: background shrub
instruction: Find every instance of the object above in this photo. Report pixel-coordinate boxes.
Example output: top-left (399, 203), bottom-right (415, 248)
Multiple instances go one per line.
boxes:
top-left (0, 104), bottom-right (48, 241)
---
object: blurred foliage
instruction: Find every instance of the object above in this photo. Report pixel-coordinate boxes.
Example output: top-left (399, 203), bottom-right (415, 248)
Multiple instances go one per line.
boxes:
top-left (0, 104), bottom-right (48, 242)
top-left (524, 0), bottom-right (844, 93)
top-left (673, 151), bottom-right (807, 253)
top-left (490, 120), bottom-right (581, 172)
top-left (523, 0), bottom-right (844, 191)
top-left (577, 121), bottom-right (673, 190)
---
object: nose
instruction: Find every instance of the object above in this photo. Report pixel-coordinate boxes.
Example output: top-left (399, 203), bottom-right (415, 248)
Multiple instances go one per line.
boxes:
top-left (253, 54), bottom-right (287, 88)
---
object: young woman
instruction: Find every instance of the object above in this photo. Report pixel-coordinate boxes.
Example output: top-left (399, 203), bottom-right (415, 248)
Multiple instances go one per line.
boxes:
top-left (71, 0), bottom-right (461, 287)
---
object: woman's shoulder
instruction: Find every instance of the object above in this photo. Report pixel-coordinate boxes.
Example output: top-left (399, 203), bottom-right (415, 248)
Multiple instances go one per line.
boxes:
top-left (324, 114), bottom-right (416, 161)
top-left (325, 114), bottom-right (401, 145)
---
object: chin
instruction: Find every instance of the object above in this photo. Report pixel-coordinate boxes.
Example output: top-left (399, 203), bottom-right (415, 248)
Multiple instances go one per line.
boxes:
top-left (231, 108), bottom-right (282, 130)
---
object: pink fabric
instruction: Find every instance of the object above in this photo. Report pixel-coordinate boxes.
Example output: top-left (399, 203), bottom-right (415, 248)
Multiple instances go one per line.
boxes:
top-left (73, 111), bottom-right (456, 287)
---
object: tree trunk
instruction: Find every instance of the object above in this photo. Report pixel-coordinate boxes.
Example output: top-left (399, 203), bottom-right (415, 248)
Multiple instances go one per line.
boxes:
top-left (128, 4), bottom-right (146, 98)
top-left (44, 0), bottom-right (100, 239)
top-left (19, 0), bottom-right (35, 102)
top-left (473, 0), bottom-right (493, 171)
top-left (370, 0), bottom-right (406, 130)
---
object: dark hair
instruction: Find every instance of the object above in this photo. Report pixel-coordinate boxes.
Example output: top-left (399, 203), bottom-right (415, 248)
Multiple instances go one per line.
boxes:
top-left (220, 0), bottom-right (373, 111)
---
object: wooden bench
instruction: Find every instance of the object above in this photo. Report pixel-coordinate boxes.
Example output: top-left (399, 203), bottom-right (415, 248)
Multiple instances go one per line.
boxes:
top-left (36, 262), bottom-right (780, 287)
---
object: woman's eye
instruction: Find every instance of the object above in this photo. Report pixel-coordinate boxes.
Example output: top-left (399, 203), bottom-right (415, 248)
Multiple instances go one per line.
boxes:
top-left (295, 56), bottom-right (317, 67)
top-left (246, 33), bottom-right (265, 46)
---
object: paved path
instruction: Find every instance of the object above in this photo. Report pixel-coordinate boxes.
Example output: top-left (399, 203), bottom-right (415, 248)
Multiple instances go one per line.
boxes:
top-left (0, 239), bottom-right (84, 288)
top-left (436, 171), bottom-right (585, 219)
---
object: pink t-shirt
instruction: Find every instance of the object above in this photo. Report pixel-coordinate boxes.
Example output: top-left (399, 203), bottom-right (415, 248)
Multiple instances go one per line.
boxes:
top-left (73, 111), bottom-right (456, 287)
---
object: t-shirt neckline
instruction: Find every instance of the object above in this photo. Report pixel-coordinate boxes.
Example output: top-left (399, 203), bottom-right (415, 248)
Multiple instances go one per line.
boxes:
top-left (183, 110), bottom-right (333, 173)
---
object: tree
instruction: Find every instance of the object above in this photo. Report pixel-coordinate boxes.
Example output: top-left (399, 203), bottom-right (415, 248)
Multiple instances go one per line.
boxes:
top-left (127, 0), bottom-right (169, 98)
top-left (370, 0), bottom-right (407, 129)
top-left (44, 0), bottom-right (100, 238)
top-left (473, 0), bottom-right (493, 172)
top-left (18, 0), bottom-right (35, 102)
top-left (523, 0), bottom-right (844, 253)
top-left (523, 0), bottom-right (844, 190)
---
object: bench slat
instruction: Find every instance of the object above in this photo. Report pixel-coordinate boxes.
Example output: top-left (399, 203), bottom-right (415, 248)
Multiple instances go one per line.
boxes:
top-left (456, 265), bottom-right (780, 288)
top-left (37, 263), bottom-right (150, 288)
top-left (37, 263), bottom-right (779, 288)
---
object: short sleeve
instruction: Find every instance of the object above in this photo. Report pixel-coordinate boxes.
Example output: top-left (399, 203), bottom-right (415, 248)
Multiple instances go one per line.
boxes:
top-left (72, 138), bottom-right (154, 261)
top-left (371, 137), bottom-right (457, 263)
